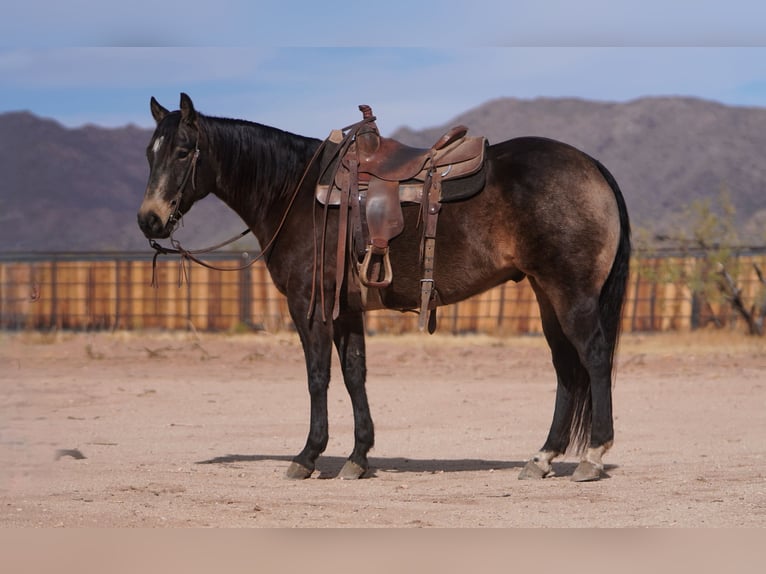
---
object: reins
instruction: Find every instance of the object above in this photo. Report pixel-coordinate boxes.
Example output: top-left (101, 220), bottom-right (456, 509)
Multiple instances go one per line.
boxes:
top-left (148, 114), bottom-right (377, 325)
top-left (149, 229), bottom-right (253, 287)
top-left (149, 126), bottom-right (330, 287)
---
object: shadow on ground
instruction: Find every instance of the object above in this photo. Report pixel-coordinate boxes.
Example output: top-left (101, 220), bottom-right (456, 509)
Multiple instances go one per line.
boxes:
top-left (196, 453), bottom-right (617, 479)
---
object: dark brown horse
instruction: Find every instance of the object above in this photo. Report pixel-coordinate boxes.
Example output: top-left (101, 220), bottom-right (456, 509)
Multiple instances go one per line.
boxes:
top-left (137, 93), bottom-right (630, 482)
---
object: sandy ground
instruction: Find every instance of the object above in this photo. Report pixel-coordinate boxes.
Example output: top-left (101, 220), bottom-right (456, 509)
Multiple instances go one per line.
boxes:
top-left (1, 329), bottom-right (764, 527)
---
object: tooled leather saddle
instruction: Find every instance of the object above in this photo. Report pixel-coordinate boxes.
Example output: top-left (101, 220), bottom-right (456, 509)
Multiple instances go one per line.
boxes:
top-left (315, 105), bottom-right (487, 332)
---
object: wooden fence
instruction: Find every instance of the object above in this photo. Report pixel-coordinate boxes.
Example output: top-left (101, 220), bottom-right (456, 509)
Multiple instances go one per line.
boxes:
top-left (1, 252), bottom-right (765, 335)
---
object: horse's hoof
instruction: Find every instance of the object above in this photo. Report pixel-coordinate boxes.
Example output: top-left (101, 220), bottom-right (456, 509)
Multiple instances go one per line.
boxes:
top-left (571, 461), bottom-right (603, 482)
top-left (337, 460), bottom-right (367, 480)
top-left (518, 460), bottom-right (551, 480)
top-left (285, 461), bottom-right (313, 480)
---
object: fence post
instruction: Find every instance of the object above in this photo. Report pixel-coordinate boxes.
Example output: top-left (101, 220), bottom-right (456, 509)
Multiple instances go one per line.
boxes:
top-left (51, 260), bottom-right (58, 329)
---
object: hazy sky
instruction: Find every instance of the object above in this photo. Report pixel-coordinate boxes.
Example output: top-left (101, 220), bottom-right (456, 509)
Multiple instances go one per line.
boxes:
top-left (2, 1), bottom-right (766, 137)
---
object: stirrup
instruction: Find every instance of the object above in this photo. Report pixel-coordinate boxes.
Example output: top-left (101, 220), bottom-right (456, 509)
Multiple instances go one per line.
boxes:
top-left (358, 245), bottom-right (393, 288)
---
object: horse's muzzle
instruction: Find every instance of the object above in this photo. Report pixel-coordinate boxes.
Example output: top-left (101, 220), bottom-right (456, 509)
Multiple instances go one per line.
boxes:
top-left (137, 210), bottom-right (170, 239)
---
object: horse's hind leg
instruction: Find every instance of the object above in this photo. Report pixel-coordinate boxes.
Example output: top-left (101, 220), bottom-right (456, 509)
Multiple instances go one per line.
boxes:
top-left (563, 297), bottom-right (615, 482)
top-left (333, 311), bottom-right (374, 479)
top-left (519, 279), bottom-right (591, 480)
top-left (525, 280), bottom-right (615, 482)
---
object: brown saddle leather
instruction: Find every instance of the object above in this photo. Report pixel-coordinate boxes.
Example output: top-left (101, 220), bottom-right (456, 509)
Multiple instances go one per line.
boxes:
top-left (317, 127), bottom-right (486, 206)
top-left (316, 105), bottom-right (487, 332)
top-left (355, 124), bottom-right (473, 181)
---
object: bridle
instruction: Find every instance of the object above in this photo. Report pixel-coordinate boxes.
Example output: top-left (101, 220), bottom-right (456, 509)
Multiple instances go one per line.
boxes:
top-left (165, 135), bottom-right (201, 230)
top-left (148, 123), bottom-right (329, 286)
top-left (149, 127), bottom-right (258, 285)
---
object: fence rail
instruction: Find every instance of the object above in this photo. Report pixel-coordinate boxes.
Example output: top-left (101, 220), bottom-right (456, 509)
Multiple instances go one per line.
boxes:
top-left (1, 252), bottom-right (765, 335)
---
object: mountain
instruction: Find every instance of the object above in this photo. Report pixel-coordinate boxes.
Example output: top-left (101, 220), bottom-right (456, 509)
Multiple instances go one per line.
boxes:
top-left (1, 96), bottom-right (765, 252)
top-left (0, 112), bottom-right (248, 252)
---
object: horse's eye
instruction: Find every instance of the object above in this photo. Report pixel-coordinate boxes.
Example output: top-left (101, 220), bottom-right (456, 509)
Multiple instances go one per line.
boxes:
top-left (177, 149), bottom-right (190, 159)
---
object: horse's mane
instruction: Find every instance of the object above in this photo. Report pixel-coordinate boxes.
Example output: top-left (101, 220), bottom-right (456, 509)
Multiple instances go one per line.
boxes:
top-left (199, 114), bottom-right (322, 214)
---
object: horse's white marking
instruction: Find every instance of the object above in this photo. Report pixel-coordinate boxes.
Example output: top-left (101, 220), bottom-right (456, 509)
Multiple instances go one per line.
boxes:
top-left (152, 136), bottom-right (164, 155)
top-left (581, 441), bottom-right (613, 470)
top-left (528, 449), bottom-right (559, 475)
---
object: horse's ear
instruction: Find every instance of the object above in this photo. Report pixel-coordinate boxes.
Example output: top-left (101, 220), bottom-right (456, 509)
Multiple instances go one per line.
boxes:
top-left (179, 92), bottom-right (198, 126)
top-left (150, 97), bottom-right (169, 124)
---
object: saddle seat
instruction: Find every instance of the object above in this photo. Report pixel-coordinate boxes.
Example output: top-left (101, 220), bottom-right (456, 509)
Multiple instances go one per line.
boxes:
top-left (354, 124), bottom-right (474, 181)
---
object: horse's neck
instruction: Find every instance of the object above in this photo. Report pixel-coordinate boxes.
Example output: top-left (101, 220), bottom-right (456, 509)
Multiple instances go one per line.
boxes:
top-left (204, 117), bottom-right (320, 242)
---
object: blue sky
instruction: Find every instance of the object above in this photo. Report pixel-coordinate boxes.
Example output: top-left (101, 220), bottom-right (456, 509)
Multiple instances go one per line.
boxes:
top-left (2, 1), bottom-right (766, 137)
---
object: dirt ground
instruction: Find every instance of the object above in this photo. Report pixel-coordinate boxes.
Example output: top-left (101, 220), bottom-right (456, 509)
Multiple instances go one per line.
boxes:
top-left (1, 329), bottom-right (764, 527)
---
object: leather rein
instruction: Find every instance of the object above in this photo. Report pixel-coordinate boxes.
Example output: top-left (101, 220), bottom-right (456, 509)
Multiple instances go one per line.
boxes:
top-left (148, 126), bottom-right (329, 287)
top-left (148, 116), bottom-right (376, 324)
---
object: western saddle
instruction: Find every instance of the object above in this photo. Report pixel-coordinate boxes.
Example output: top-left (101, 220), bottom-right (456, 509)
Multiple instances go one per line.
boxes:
top-left (315, 105), bottom-right (487, 332)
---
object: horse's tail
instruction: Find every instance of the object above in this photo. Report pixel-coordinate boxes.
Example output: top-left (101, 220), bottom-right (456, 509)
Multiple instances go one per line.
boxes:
top-left (595, 159), bottom-right (631, 366)
top-left (569, 159), bottom-right (631, 454)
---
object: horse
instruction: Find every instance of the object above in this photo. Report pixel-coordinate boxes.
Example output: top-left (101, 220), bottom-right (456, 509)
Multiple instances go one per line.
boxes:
top-left (137, 93), bottom-right (631, 482)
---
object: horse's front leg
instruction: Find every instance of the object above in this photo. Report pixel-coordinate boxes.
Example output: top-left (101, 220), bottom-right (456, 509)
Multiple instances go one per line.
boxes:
top-left (285, 311), bottom-right (334, 480)
top-left (333, 311), bottom-right (374, 479)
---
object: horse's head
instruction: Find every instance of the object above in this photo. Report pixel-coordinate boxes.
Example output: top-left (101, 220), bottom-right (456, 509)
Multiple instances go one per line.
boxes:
top-left (137, 93), bottom-right (209, 239)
